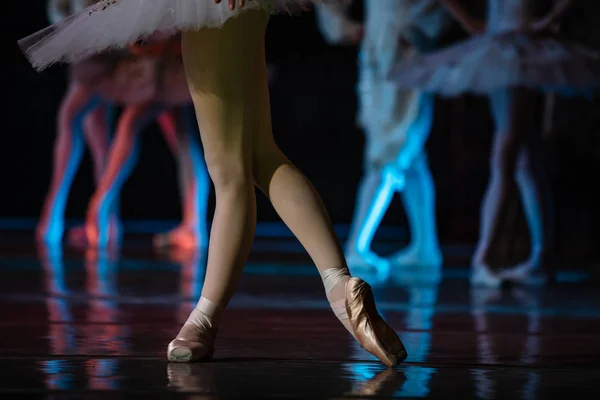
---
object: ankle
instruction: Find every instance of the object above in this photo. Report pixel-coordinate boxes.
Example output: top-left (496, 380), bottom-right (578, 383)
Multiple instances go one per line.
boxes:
top-left (186, 297), bottom-right (223, 331)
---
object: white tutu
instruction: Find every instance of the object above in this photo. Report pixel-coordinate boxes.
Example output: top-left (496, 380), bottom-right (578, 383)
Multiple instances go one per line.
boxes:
top-left (389, 32), bottom-right (600, 96)
top-left (20, 0), bottom-right (340, 71)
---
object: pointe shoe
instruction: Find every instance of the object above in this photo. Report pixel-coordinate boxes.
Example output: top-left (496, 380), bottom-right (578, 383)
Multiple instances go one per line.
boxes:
top-left (167, 323), bottom-right (216, 363)
top-left (346, 277), bottom-right (407, 367)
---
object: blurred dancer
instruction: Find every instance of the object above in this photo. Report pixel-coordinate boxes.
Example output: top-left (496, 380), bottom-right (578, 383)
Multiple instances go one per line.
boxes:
top-left (40, 1), bottom-right (210, 250)
top-left (390, 0), bottom-right (599, 286)
top-left (316, 0), bottom-right (448, 271)
top-left (81, 35), bottom-right (209, 249)
top-left (37, 0), bottom-right (117, 245)
top-left (21, 0), bottom-right (407, 367)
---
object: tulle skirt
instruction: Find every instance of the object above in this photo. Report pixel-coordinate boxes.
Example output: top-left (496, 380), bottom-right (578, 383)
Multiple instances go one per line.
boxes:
top-left (70, 36), bottom-right (190, 104)
top-left (19, 0), bottom-right (337, 71)
top-left (389, 32), bottom-right (600, 96)
top-left (71, 54), bottom-right (190, 105)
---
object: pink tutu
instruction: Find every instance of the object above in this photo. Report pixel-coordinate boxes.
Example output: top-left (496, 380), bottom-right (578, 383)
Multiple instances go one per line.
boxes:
top-left (20, 0), bottom-right (343, 71)
top-left (389, 31), bottom-right (600, 96)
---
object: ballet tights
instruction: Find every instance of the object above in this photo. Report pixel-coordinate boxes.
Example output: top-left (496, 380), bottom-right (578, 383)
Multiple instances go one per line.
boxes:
top-left (180, 10), bottom-right (353, 338)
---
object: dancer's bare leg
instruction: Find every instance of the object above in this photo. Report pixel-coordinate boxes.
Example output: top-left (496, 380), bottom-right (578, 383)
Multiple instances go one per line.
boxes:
top-left (85, 103), bottom-right (161, 247)
top-left (472, 90), bottom-right (519, 286)
top-left (344, 169), bottom-right (382, 265)
top-left (169, 10), bottom-right (405, 367)
top-left (390, 152), bottom-right (442, 268)
top-left (389, 94), bottom-right (442, 268)
top-left (155, 107), bottom-right (210, 249)
top-left (37, 83), bottom-right (99, 244)
top-left (472, 88), bottom-right (548, 286)
top-left (502, 90), bottom-right (555, 284)
top-left (67, 103), bottom-right (122, 245)
top-left (85, 104), bottom-right (112, 183)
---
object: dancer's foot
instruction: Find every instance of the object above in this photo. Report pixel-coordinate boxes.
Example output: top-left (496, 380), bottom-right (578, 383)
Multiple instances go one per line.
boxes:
top-left (498, 254), bottom-right (554, 286)
top-left (388, 246), bottom-right (443, 268)
top-left (167, 297), bottom-right (221, 363)
top-left (68, 219), bottom-right (122, 248)
top-left (154, 226), bottom-right (206, 250)
top-left (346, 277), bottom-right (407, 367)
top-left (35, 218), bottom-right (63, 245)
top-left (471, 264), bottom-right (502, 288)
top-left (84, 196), bottom-right (121, 248)
top-left (321, 268), bottom-right (407, 367)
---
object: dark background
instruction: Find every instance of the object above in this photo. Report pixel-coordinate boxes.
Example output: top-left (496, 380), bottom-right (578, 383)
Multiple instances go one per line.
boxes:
top-left (2, 1), bottom-right (600, 266)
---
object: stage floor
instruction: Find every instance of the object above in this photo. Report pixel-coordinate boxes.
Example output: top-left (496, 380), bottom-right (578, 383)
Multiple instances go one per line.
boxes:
top-left (0, 231), bottom-right (599, 398)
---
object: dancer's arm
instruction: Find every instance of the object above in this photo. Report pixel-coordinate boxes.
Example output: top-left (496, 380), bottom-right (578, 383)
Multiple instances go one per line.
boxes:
top-left (531, 0), bottom-right (575, 32)
top-left (439, 0), bottom-right (485, 34)
top-left (47, 0), bottom-right (71, 24)
top-left (314, 1), bottom-right (362, 45)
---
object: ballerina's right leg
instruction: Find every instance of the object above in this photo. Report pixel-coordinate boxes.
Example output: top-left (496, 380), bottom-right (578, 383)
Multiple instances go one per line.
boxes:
top-left (37, 83), bottom-right (99, 244)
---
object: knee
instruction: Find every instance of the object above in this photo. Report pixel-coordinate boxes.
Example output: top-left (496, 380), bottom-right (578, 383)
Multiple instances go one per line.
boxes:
top-left (205, 151), bottom-right (252, 190)
top-left (251, 142), bottom-right (285, 187)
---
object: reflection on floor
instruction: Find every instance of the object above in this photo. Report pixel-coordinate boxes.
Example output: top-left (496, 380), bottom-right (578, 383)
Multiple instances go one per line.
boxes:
top-left (0, 229), bottom-right (598, 398)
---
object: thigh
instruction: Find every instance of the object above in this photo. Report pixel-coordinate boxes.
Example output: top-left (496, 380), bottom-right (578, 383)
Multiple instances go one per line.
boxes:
top-left (181, 10), bottom-right (269, 163)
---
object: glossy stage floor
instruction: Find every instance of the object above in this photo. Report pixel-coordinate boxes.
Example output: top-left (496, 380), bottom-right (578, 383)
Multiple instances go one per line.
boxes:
top-left (0, 223), bottom-right (599, 398)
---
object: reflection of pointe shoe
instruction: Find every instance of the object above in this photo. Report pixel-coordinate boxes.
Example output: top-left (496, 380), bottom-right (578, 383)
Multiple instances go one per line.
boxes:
top-left (346, 368), bottom-right (407, 397)
top-left (470, 286), bottom-right (503, 307)
top-left (73, 220), bottom-right (121, 249)
top-left (499, 263), bottom-right (549, 287)
top-left (471, 265), bottom-right (502, 288)
top-left (167, 363), bottom-right (216, 393)
top-left (346, 278), bottom-right (407, 367)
